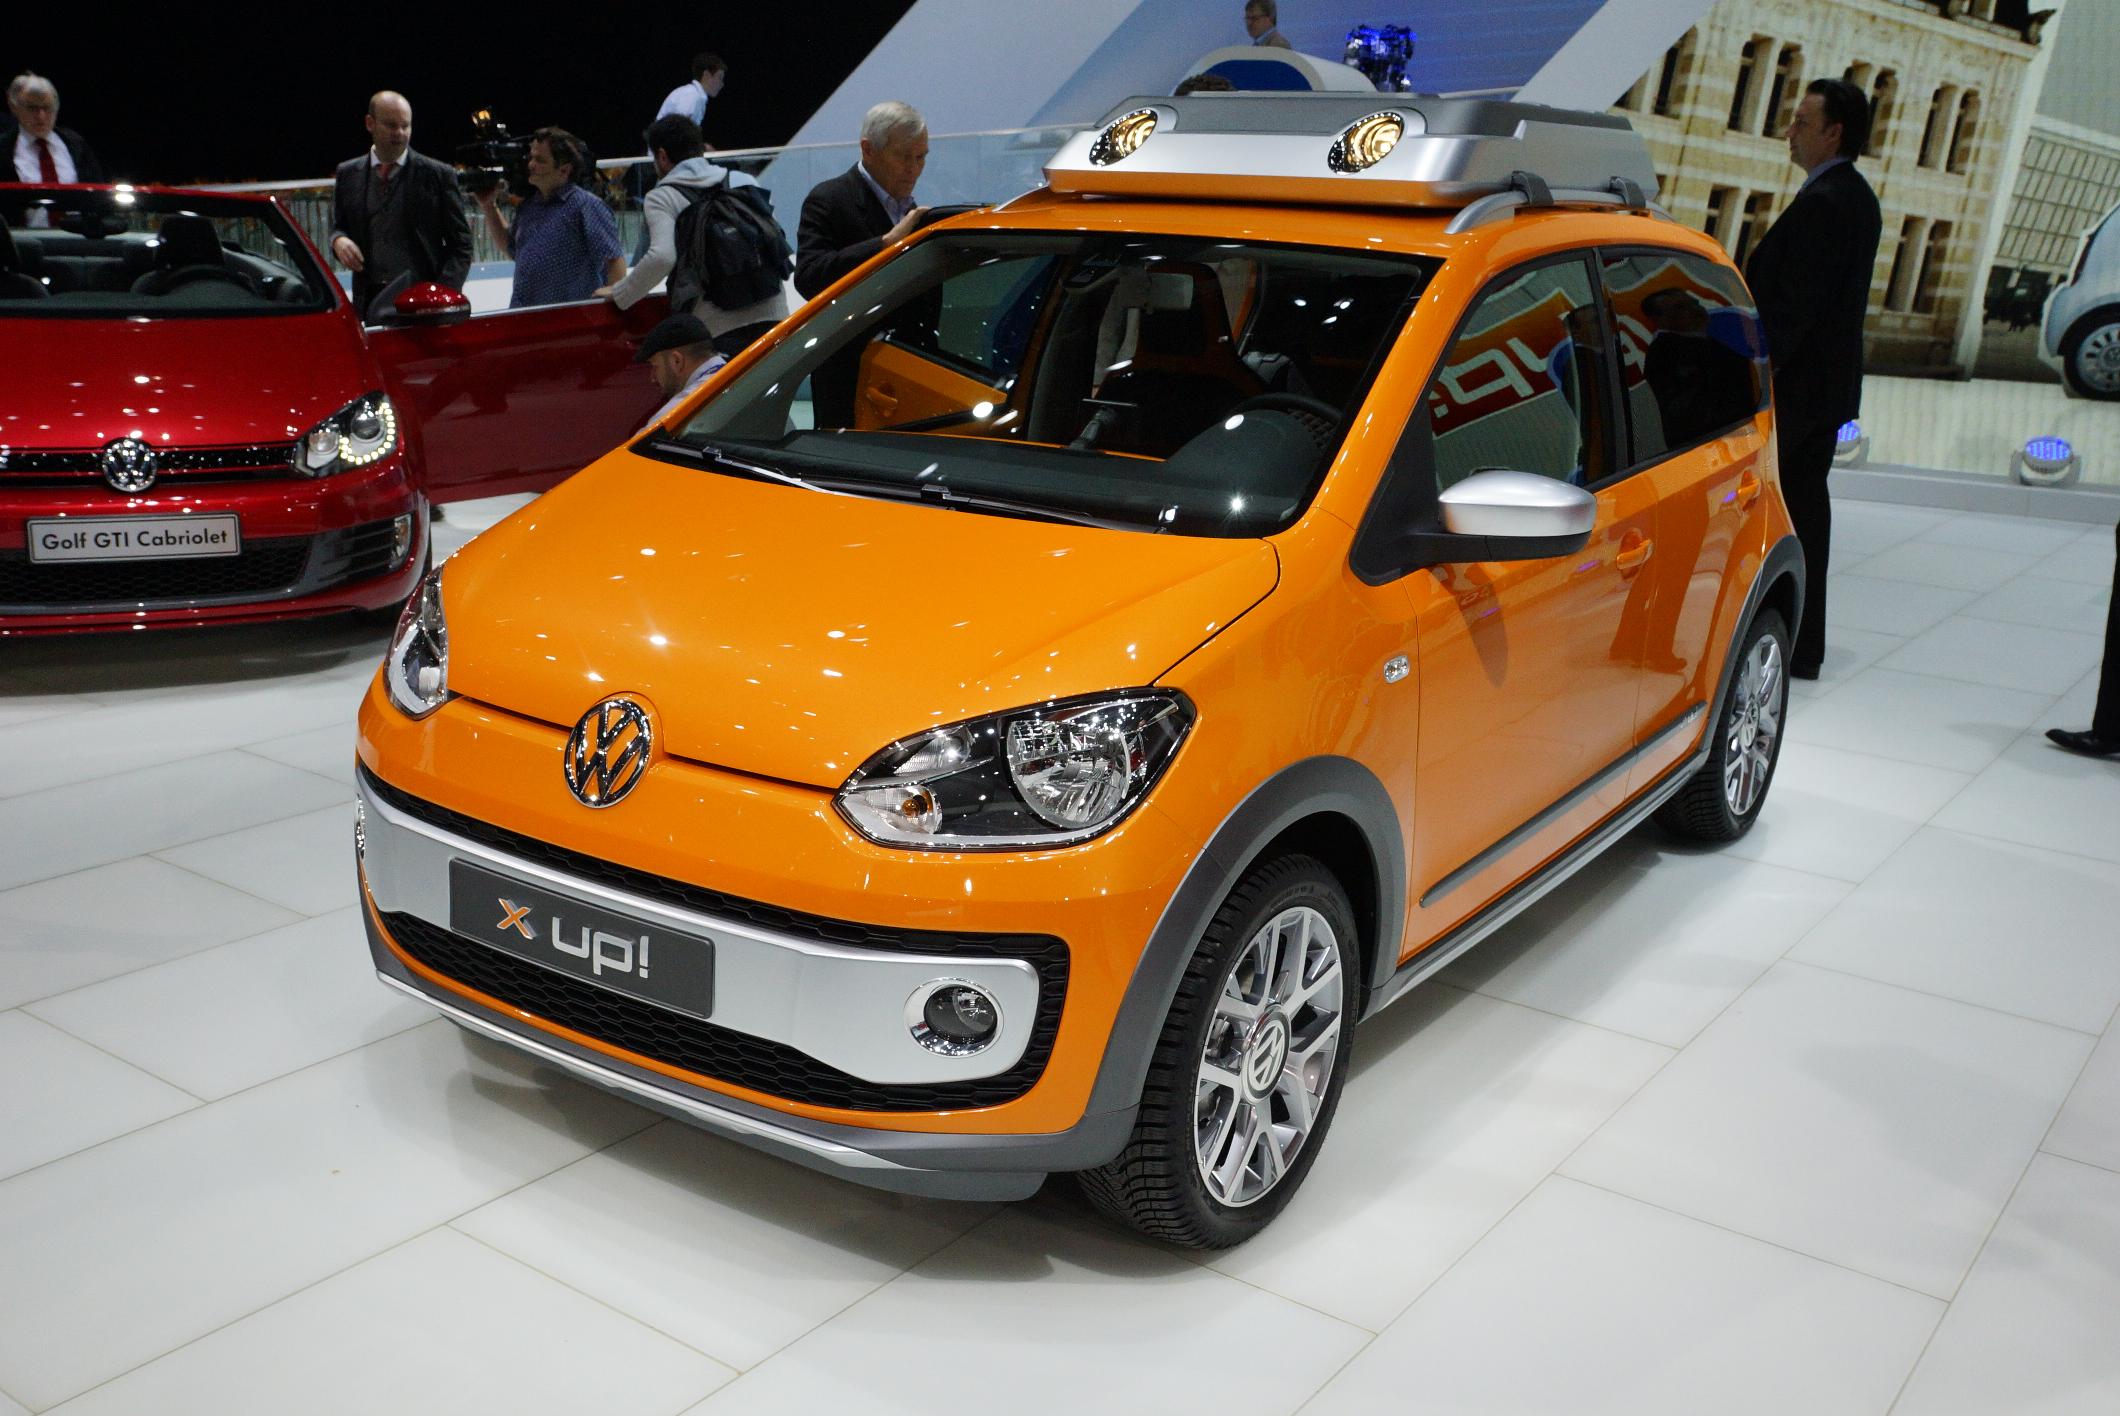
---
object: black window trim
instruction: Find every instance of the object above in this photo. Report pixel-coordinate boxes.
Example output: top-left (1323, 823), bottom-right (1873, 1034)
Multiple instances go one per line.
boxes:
top-left (1591, 241), bottom-right (1772, 481)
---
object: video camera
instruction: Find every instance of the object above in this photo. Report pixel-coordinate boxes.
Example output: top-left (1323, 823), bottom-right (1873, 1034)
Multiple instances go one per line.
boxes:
top-left (456, 109), bottom-right (531, 197)
top-left (1344, 24), bottom-right (1418, 92)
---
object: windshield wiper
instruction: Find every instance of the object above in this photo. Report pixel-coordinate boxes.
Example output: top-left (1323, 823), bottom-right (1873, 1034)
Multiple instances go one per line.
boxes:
top-left (915, 481), bottom-right (1146, 532)
top-left (644, 438), bottom-right (846, 496)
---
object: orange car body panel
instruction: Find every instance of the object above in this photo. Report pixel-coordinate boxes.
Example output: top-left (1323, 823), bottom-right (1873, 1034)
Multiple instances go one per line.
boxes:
top-left (359, 190), bottom-right (1794, 1139)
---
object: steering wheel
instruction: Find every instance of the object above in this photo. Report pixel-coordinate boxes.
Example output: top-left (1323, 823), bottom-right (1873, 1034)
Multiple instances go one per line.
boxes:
top-left (1225, 392), bottom-right (1340, 449)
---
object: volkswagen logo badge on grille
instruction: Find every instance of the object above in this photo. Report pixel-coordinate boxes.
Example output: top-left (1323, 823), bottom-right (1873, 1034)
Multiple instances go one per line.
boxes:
top-left (100, 437), bottom-right (160, 494)
top-left (563, 697), bottom-right (653, 808)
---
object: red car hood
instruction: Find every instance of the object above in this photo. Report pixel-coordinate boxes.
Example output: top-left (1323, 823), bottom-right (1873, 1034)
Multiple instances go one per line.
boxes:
top-left (0, 312), bottom-right (372, 452)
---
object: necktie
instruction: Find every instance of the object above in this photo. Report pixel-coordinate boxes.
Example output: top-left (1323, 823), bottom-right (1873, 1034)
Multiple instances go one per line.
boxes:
top-left (377, 161), bottom-right (396, 186)
top-left (35, 137), bottom-right (58, 183)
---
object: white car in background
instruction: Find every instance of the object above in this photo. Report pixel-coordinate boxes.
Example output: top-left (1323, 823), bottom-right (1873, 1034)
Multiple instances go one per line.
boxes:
top-left (2044, 199), bottom-right (2120, 399)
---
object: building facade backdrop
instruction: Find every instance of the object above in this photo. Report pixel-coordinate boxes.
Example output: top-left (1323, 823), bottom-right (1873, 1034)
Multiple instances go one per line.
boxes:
top-left (1613, 0), bottom-right (2045, 374)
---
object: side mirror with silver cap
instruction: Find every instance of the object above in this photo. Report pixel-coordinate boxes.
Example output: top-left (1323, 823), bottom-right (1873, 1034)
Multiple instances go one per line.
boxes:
top-left (1430, 468), bottom-right (1596, 562)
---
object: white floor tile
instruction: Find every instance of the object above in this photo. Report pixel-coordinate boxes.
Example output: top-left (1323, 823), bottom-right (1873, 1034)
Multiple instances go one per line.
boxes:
top-left (0, 1022), bottom-right (652, 1410)
top-left (1444, 847), bottom-right (1849, 1047)
top-left (1824, 573), bottom-right (1977, 637)
top-left (49, 1227), bottom-right (730, 1416)
top-left (1562, 962), bottom-right (2090, 1297)
top-left (245, 725), bottom-right (360, 785)
top-left (1931, 733), bottom-right (2120, 865)
top-left (1832, 501), bottom-right (1954, 558)
top-left (1204, 985), bottom-right (1670, 1331)
top-left (1842, 544), bottom-right (2042, 594)
top-left (1789, 625), bottom-right (1907, 700)
top-left (0, 1388), bottom-right (25, 1416)
top-left (2044, 1026), bottom-right (2120, 1175)
top-left (0, 1011), bottom-right (194, 1181)
top-left (1879, 616), bottom-right (2104, 696)
top-left (1915, 512), bottom-right (2088, 557)
top-left (0, 690), bottom-right (94, 732)
top-left (1301, 1177), bottom-right (1941, 1416)
top-left (1962, 574), bottom-right (2116, 639)
top-left (1788, 828), bottom-right (2120, 1034)
top-left (26, 909), bottom-right (431, 1100)
top-left (1722, 742), bottom-right (1971, 882)
top-left (456, 1120), bottom-right (994, 1372)
top-left (1785, 667), bottom-right (2059, 773)
top-left (0, 753), bottom-right (347, 893)
top-left (0, 857), bottom-right (300, 1011)
top-left (155, 803), bottom-right (359, 917)
top-left (1893, 1155), bottom-right (2120, 1415)
top-left (2029, 528), bottom-right (2116, 588)
top-left (680, 1206), bottom-right (1367, 1416)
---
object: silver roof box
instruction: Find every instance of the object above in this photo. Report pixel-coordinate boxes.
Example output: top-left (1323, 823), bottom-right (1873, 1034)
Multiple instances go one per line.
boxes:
top-left (1045, 93), bottom-right (1659, 212)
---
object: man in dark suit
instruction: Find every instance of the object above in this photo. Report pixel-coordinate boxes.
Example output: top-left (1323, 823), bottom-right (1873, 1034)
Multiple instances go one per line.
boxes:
top-left (5, 73), bottom-right (107, 185)
top-left (328, 91), bottom-right (473, 321)
top-left (794, 100), bottom-right (928, 428)
top-left (1745, 78), bottom-right (1883, 679)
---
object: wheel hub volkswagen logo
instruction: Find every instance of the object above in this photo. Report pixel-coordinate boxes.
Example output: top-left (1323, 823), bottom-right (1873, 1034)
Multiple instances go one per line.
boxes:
top-left (562, 697), bottom-right (653, 808)
top-left (1243, 1013), bottom-right (1291, 1100)
top-left (100, 437), bottom-right (159, 493)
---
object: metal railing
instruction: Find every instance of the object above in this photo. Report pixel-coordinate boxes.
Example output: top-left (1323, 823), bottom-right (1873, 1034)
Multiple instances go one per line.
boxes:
top-left (202, 126), bottom-right (1088, 274)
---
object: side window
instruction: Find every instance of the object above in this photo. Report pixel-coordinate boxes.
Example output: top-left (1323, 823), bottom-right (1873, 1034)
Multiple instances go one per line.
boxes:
top-left (1426, 257), bottom-right (1612, 490)
top-left (1599, 250), bottom-right (1767, 465)
top-left (887, 253), bottom-right (1056, 382)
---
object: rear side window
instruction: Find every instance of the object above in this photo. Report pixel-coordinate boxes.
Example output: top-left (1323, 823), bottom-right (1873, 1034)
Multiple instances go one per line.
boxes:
top-left (1425, 257), bottom-right (1614, 490)
top-left (1598, 250), bottom-right (1767, 465)
top-left (885, 251), bottom-right (1057, 382)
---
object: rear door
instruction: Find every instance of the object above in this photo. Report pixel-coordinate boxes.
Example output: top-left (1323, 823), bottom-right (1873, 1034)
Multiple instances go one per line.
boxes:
top-left (366, 295), bottom-right (671, 502)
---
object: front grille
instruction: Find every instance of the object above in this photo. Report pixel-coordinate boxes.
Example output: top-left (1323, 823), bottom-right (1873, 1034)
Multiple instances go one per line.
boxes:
top-left (365, 769), bottom-right (1069, 1112)
top-left (0, 517), bottom-right (404, 612)
top-left (0, 539), bottom-right (310, 604)
top-left (0, 442), bottom-right (298, 489)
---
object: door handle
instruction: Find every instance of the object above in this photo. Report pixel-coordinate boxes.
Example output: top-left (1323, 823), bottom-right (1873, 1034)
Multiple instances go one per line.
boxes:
top-left (1736, 470), bottom-right (1763, 508)
top-left (1616, 535), bottom-right (1654, 571)
top-left (864, 383), bottom-right (899, 416)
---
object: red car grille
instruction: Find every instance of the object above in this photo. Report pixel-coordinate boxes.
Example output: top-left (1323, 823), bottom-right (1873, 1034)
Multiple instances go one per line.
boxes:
top-left (0, 518), bottom-right (403, 612)
top-left (0, 442), bottom-right (297, 488)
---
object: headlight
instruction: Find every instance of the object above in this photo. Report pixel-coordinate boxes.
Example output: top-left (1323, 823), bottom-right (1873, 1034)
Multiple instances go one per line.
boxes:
top-left (836, 691), bottom-right (1193, 850)
top-left (384, 566), bottom-right (449, 718)
top-left (293, 391), bottom-right (398, 477)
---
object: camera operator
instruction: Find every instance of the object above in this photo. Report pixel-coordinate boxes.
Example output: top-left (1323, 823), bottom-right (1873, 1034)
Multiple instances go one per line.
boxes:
top-left (329, 91), bottom-right (472, 320)
top-left (474, 127), bottom-right (623, 309)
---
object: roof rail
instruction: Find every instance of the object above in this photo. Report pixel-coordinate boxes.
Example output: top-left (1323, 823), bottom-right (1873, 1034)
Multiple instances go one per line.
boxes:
top-left (1444, 172), bottom-right (1674, 233)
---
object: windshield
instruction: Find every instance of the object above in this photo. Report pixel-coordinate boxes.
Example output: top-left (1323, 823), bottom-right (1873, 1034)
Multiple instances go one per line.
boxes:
top-left (0, 189), bottom-right (337, 318)
top-left (655, 231), bottom-right (1438, 537)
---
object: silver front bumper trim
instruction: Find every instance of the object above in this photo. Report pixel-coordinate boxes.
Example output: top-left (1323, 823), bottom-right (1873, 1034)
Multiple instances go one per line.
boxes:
top-left (356, 773), bottom-right (1039, 1084)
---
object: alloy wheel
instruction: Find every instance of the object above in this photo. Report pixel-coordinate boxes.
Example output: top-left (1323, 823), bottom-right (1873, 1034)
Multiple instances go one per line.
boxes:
top-left (1193, 904), bottom-right (1345, 1208)
top-left (1722, 633), bottom-right (1785, 818)
top-left (2075, 322), bottom-right (2120, 396)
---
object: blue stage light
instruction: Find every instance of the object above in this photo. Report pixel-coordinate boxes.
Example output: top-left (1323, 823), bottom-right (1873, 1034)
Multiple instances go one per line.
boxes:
top-left (1344, 25), bottom-right (1417, 92)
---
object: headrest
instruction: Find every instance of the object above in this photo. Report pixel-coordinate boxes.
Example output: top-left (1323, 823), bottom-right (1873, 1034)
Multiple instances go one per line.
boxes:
top-left (0, 222), bottom-right (18, 272)
top-left (155, 214), bottom-right (224, 269)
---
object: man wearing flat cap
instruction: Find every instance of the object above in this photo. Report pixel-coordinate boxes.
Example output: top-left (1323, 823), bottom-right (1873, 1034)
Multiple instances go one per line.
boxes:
top-left (637, 312), bottom-right (726, 429)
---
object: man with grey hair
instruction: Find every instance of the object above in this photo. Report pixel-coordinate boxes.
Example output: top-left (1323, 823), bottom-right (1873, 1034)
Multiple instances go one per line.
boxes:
top-left (793, 100), bottom-right (930, 426)
top-left (1243, 0), bottom-right (1293, 47)
top-left (4, 73), bottom-right (108, 188)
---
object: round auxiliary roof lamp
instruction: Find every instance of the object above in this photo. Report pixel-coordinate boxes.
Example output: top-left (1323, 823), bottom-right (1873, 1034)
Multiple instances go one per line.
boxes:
top-left (2013, 435), bottom-right (2082, 488)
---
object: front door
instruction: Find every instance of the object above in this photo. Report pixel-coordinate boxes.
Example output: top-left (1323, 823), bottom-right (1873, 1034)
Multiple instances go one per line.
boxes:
top-left (1395, 255), bottom-right (1657, 941)
top-left (367, 295), bottom-right (671, 502)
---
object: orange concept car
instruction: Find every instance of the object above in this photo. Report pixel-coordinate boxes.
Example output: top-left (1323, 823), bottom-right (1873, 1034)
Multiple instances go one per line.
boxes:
top-left (355, 95), bottom-right (1803, 1248)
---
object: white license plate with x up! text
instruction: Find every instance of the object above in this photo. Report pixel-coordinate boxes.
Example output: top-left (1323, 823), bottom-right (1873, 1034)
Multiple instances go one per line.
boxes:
top-left (26, 514), bottom-right (242, 563)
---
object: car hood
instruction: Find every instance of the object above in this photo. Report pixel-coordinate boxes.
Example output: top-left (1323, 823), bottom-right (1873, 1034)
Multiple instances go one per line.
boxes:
top-left (0, 312), bottom-right (371, 451)
top-left (444, 453), bottom-right (1279, 789)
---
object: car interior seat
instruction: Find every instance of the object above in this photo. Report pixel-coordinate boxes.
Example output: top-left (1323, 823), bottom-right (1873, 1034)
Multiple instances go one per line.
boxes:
top-left (1085, 263), bottom-right (1266, 456)
top-left (0, 223), bottom-right (50, 298)
top-left (130, 214), bottom-right (248, 296)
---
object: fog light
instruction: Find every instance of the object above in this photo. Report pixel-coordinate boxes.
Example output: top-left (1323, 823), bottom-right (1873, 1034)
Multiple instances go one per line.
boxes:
top-left (391, 513), bottom-right (414, 567)
top-left (907, 979), bottom-right (1001, 1056)
top-left (353, 796), bottom-right (366, 860)
top-left (2014, 435), bottom-right (2081, 487)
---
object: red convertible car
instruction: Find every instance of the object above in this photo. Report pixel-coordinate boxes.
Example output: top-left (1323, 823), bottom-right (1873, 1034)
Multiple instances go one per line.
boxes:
top-left (0, 184), bottom-right (667, 634)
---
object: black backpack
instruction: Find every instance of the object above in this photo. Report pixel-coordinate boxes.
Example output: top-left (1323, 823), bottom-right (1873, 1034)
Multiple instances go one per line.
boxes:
top-left (669, 180), bottom-right (793, 311)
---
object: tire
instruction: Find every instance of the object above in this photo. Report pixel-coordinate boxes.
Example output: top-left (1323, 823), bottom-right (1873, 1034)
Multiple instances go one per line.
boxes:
top-left (1656, 609), bottom-right (1790, 842)
top-left (1077, 855), bottom-right (1359, 1249)
top-left (2060, 307), bottom-right (2120, 400)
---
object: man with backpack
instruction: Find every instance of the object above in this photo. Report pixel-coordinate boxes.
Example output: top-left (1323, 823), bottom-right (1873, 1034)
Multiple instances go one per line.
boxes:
top-left (602, 114), bottom-right (790, 355)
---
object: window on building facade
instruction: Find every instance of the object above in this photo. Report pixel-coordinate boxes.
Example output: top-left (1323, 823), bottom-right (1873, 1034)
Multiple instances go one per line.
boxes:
top-left (1885, 216), bottom-right (1922, 311)
top-left (1843, 61), bottom-right (1872, 92)
top-left (1705, 185), bottom-right (1738, 249)
top-left (1734, 193), bottom-right (1773, 266)
top-left (1616, 74), bottom-right (1647, 111)
top-left (1867, 71), bottom-right (1897, 158)
top-left (1913, 221), bottom-right (1952, 314)
top-left (1654, 33), bottom-right (1693, 116)
top-left (1919, 85), bottom-right (1958, 169)
top-left (1729, 39), bottom-right (1763, 132)
top-left (1947, 91), bottom-right (1980, 174)
top-left (1763, 45), bottom-right (1804, 138)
